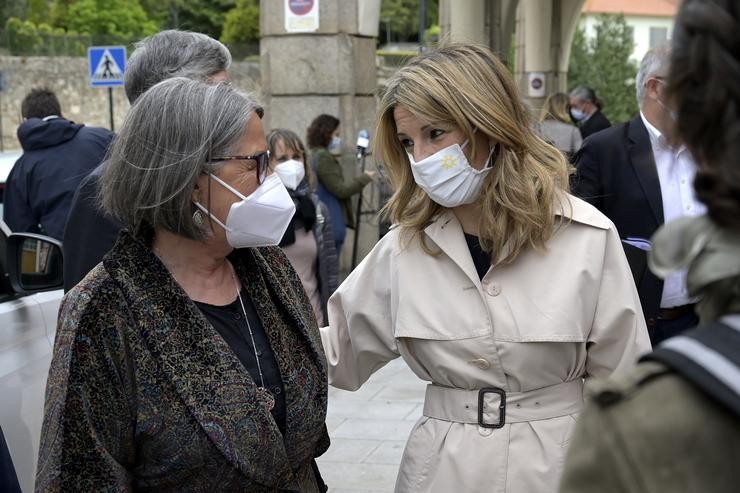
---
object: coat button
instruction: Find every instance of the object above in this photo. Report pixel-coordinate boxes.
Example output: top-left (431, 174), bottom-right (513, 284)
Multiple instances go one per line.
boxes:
top-left (468, 358), bottom-right (491, 370)
top-left (647, 318), bottom-right (657, 328)
top-left (486, 283), bottom-right (501, 296)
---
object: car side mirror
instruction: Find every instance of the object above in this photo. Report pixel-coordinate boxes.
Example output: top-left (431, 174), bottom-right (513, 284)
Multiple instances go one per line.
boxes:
top-left (7, 233), bottom-right (63, 294)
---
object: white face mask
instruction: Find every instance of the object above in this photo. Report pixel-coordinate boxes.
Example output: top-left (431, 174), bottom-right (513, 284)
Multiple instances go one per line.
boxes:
top-left (328, 136), bottom-right (342, 155)
top-left (570, 107), bottom-right (586, 121)
top-left (407, 138), bottom-right (495, 208)
top-left (273, 159), bottom-right (305, 190)
top-left (195, 173), bottom-right (296, 248)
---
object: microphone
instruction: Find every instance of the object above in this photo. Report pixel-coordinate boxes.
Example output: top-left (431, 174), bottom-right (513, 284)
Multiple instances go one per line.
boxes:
top-left (356, 129), bottom-right (370, 158)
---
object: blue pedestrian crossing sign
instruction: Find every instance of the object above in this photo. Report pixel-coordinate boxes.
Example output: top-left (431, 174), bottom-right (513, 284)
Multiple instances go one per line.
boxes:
top-left (88, 46), bottom-right (126, 87)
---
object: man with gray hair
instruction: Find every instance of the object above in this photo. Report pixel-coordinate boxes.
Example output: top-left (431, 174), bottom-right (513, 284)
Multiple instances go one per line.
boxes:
top-left (568, 86), bottom-right (611, 138)
top-left (63, 30), bottom-right (231, 291)
top-left (572, 43), bottom-right (705, 346)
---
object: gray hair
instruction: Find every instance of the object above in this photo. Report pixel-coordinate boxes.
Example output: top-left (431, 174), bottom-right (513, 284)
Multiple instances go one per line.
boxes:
top-left (124, 30), bottom-right (232, 104)
top-left (569, 86), bottom-right (597, 104)
top-left (636, 43), bottom-right (671, 106)
top-left (100, 77), bottom-right (262, 240)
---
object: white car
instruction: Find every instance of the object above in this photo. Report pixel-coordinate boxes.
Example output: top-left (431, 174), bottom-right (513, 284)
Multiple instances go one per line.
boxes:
top-left (0, 219), bottom-right (63, 491)
top-left (0, 151), bottom-right (23, 218)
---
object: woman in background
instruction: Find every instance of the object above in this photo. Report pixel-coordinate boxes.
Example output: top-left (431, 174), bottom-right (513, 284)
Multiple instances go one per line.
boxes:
top-left (268, 128), bottom-right (339, 326)
top-left (306, 114), bottom-right (375, 254)
top-left (537, 92), bottom-right (582, 159)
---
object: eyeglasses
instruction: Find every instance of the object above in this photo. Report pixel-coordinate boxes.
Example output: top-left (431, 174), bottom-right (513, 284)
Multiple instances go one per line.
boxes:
top-left (207, 150), bottom-right (270, 184)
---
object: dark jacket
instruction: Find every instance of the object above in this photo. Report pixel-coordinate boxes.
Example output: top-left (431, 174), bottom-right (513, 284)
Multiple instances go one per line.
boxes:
top-left (36, 230), bottom-right (330, 492)
top-left (62, 163), bottom-right (120, 291)
top-left (578, 109), bottom-right (611, 139)
top-left (311, 148), bottom-right (371, 245)
top-left (3, 117), bottom-right (112, 240)
top-left (312, 198), bottom-right (338, 324)
top-left (0, 427), bottom-right (21, 493)
top-left (571, 116), bottom-right (663, 328)
top-left (281, 182), bottom-right (339, 326)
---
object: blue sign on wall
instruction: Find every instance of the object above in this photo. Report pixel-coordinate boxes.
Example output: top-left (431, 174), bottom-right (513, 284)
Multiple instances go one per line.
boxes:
top-left (88, 46), bottom-right (127, 88)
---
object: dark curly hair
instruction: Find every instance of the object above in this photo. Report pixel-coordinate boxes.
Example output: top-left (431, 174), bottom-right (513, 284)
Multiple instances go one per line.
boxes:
top-left (21, 88), bottom-right (62, 119)
top-left (306, 114), bottom-right (340, 148)
top-left (667, 0), bottom-right (740, 231)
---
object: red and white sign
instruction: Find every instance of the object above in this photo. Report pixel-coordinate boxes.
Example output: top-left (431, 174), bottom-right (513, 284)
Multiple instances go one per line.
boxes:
top-left (285, 0), bottom-right (319, 32)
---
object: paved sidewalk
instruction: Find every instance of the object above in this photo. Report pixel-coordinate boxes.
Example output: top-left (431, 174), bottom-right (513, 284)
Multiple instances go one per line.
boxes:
top-left (316, 358), bottom-right (427, 492)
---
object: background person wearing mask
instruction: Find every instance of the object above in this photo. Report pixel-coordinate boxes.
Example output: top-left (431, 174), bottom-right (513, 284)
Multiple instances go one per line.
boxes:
top-left (320, 43), bottom-right (649, 493)
top-left (572, 44), bottom-right (704, 346)
top-left (306, 114), bottom-right (375, 254)
top-left (569, 86), bottom-right (611, 139)
top-left (36, 78), bottom-right (329, 492)
top-left (268, 128), bottom-right (339, 326)
top-left (63, 30), bottom-right (231, 292)
top-left (3, 88), bottom-right (113, 240)
top-left (536, 92), bottom-right (583, 159)
top-left (560, 1), bottom-right (740, 490)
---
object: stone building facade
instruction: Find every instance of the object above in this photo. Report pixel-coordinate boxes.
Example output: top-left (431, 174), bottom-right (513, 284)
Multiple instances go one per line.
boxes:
top-left (0, 56), bottom-right (261, 151)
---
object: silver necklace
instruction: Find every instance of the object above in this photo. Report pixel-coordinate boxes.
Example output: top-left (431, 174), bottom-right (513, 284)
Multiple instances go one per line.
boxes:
top-left (232, 269), bottom-right (275, 411)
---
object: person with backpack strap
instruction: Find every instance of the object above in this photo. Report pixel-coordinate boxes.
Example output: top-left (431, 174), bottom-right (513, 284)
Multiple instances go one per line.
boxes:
top-left (560, 1), bottom-right (740, 491)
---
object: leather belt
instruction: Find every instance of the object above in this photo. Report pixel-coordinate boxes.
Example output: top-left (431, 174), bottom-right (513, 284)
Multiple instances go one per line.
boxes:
top-left (658, 304), bottom-right (696, 321)
top-left (423, 380), bottom-right (583, 427)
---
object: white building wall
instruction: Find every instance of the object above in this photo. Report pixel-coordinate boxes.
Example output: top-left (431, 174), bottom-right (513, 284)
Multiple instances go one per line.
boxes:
top-left (581, 14), bottom-right (674, 62)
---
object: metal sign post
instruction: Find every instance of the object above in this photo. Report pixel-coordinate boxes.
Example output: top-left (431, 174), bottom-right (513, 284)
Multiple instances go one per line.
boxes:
top-left (87, 46), bottom-right (127, 132)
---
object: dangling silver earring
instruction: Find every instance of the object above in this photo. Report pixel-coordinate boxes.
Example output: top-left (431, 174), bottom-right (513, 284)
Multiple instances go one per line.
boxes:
top-left (193, 209), bottom-right (205, 226)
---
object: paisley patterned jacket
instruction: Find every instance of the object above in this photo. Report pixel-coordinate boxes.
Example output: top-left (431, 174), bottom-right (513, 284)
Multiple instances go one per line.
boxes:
top-left (36, 230), bottom-right (330, 492)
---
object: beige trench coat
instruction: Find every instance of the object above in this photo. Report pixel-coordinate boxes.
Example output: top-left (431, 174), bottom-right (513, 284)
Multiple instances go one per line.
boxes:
top-left (321, 194), bottom-right (651, 493)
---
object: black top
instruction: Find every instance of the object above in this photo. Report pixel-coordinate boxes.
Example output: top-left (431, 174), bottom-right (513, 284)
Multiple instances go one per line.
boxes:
top-left (464, 233), bottom-right (491, 280)
top-left (0, 427), bottom-right (21, 493)
top-left (194, 288), bottom-right (287, 434)
top-left (579, 109), bottom-right (612, 139)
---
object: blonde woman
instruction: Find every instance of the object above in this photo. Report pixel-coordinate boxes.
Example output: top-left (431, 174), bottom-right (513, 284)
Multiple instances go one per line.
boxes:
top-left (320, 44), bottom-right (650, 492)
top-left (537, 92), bottom-right (583, 157)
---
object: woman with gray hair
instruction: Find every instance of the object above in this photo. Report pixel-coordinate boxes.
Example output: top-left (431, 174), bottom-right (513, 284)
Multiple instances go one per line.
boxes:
top-left (36, 78), bottom-right (330, 492)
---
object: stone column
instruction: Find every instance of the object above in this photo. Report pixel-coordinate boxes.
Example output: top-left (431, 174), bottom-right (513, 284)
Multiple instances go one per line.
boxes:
top-left (487, 0), bottom-right (519, 63)
top-left (514, 0), bottom-right (586, 111)
top-left (260, 0), bottom-right (381, 269)
top-left (439, 0), bottom-right (487, 44)
top-left (260, 0), bottom-right (379, 150)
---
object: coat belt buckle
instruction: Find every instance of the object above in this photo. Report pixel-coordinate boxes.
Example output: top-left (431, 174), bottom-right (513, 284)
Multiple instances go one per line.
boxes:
top-left (478, 387), bottom-right (506, 429)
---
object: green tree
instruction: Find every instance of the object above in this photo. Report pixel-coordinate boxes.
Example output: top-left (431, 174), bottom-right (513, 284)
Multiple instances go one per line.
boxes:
top-left (220, 0), bottom-right (259, 44)
top-left (49, 0), bottom-right (78, 30)
top-left (66, 0), bottom-right (158, 38)
top-left (160, 0), bottom-right (235, 38)
top-left (568, 14), bottom-right (638, 124)
top-left (139, 0), bottom-right (170, 27)
top-left (26, 0), bottom-right (48, 24)
top-left (380, 0), bottom-right (438, 43)
top-left (5, 17), bottom-right (43, 54)
top-left (1, 0), bottom-right (27, 27)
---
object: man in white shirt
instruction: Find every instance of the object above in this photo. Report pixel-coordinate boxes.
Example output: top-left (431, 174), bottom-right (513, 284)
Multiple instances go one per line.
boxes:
top-left (572, 44), bottom-right (703, 345)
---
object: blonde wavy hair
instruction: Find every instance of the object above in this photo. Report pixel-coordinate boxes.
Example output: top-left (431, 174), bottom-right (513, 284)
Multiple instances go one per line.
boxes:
top-left (375, 43), bottom-right (571, 264)
top-left (539, 92), bottom-right (572, 124)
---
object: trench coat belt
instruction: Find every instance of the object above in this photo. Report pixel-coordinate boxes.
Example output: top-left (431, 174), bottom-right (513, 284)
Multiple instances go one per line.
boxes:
top-left (423, 379), bottom-right (584, 425)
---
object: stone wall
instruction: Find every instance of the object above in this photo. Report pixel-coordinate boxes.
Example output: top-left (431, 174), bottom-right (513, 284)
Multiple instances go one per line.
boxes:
top-left (0, 56), bottom-right (261, 151)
